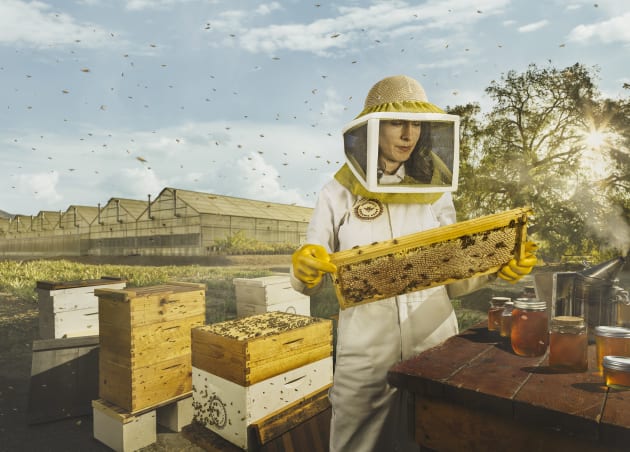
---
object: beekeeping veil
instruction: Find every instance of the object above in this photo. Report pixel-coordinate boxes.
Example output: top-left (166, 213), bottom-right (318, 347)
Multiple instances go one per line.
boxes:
top-left (335, 75), bottom-right (460, 203)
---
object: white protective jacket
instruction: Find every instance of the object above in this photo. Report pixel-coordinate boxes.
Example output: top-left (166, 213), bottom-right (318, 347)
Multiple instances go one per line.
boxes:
top-left (292, 175), bottom-right (489, 452)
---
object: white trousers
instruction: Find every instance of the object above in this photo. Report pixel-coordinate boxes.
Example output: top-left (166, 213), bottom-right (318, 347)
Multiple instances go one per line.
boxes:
top-left (328, 290), bottom-right (458, 452)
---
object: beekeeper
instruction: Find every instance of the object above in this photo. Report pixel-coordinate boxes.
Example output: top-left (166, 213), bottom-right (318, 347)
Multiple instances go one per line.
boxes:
top-left (290, 75), bottom-right (537, 452)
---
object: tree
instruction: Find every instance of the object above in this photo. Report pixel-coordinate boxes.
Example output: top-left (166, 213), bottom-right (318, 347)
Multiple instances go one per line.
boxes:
top-left (450, 63), bottom-right (630, 261)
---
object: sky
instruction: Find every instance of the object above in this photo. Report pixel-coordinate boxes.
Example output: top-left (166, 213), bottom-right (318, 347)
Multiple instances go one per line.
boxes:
top-left (2, 0), bottom-right (629, 216)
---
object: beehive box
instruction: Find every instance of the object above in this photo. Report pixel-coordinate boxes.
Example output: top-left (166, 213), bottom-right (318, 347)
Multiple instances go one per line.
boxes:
top-left (36, 278), bottom-right (126, 339)
top-left (233, 275), bottom-right (309, 306)
top-left (95, 282), bottom-right (206, 413)
top-left (192, 357), bottom-right (333, 450)
top-left (330, 207), bottom-right (532, 309)
top-left (191, 311), bottom-right (332, 387)
top-left (236, 298), bottom-right (310, 318)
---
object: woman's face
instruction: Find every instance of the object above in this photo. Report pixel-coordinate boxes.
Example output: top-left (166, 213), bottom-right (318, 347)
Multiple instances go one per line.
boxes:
top-left (378, 120), bottom-right (421, 171)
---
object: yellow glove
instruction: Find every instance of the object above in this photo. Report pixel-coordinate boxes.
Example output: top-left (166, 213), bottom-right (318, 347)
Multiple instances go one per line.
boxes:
top-left (497, 242), bottom-right (538, 284)
top-left (292, 244), bottom-right (337, 288)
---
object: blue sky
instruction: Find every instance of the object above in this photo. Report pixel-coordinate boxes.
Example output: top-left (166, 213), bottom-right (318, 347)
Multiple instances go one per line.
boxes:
top-left (2, 0), bottom-right (629, 216)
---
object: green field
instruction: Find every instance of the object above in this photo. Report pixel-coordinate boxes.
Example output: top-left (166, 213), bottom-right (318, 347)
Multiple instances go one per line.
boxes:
top-left (0, 258), bottom-right (504, 331)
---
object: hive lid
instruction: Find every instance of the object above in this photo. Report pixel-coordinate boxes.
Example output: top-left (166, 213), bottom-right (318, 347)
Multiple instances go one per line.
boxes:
top-left (197, 311), bottom-right (323, 341)
top-left (232, 275), bottom-right (291, 287)
top-left (95, 281), bottom-right (204, 300)
top-left (36, 277), bottom-right (126, 291)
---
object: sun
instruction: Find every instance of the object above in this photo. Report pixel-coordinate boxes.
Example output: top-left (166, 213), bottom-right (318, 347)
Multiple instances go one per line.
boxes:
top-left (584, 130), bottom-right (606, 149)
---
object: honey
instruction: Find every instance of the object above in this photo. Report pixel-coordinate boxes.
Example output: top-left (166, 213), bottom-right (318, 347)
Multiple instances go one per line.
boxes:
top-left (549, 316), bottom-right (587, 372)
top-left (500, 301), bottom-right (514, 338)
top-left (511, 299), bottom-right (548, 357)
top-left (602, 356), bottom-right (630, 389)
top-left (594, 326), bottom-right (630, 374)
top-left (488, 297), bottom-right (510, 332)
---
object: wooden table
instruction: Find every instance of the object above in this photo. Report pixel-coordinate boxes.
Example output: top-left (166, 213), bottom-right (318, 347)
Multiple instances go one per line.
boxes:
top-left (388, 324), bottom-right (630, 452)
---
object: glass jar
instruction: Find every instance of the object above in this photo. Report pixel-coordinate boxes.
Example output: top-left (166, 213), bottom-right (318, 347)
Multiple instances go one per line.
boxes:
top-left (500, 301), bottom-right (514, 338)
top-left (549, 316), bottom-right (588, 372)
top-left (522, 286), bottom-right (536, 298)
top-left (594, 326), bottom-right (630, 374)
top-left (488, 297), bottom-right (511, 331)
top-left (602, 356), bottom-right (630, 389)
top-left (511, 298), bottom-right (548, 357)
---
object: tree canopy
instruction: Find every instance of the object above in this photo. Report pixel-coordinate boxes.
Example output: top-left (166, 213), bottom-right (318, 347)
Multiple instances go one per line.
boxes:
top-left (449, 63), bottom-right (630, 262)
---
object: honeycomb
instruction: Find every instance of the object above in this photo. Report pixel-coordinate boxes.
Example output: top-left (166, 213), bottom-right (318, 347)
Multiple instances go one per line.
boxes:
top-left (330, 207), bottom-right (532, 309)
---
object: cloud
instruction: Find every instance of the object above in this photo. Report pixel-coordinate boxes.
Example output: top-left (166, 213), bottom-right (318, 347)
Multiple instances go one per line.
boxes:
top-left (256, 2), bottom-right (282, 16)
top-left (213, 0), bottom-right (509, 56)
top-left (124, 0), bottom-right (200, 11)
top-left (236, 153), bottom-right (307, 205)
top-left (517, 20), bottom-right (549, 33)
top-left (13, 171), bottom-right (62, 204)
top-left (0, 0), bottom-right (114, 48)
top-left (567, 12), bottom-right (630, 44)
top-left (101, 167), bottom-right (165, 200)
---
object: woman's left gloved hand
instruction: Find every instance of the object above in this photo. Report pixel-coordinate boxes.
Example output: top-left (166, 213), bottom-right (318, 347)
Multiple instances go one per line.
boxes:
top-left (497, 242), bottom-right (538, 283)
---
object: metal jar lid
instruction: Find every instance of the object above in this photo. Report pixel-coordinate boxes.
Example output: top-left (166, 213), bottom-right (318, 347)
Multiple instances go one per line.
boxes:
top-left (602, 356), bottom-right (630, 372)
top-left (513, 298), bottom-right (547, 311)
top-left (551, 316), bottom-right (585, 327)
top-left (595, 326), bottom-right (630, 338)
top-left (490, 296), bottom-right (511, 305)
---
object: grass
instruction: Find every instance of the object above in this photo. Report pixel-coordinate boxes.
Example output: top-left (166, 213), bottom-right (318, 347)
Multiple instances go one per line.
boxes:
top-left (0, 258), bottom-right (504, 331)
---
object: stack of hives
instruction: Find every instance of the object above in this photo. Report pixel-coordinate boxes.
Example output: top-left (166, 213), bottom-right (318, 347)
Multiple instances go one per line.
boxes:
top-left (91, 282), bottom-right (206, 451)
top-left (35, 277), bottom-right (126, 339)
top-left (233, 275), bottom-right (310, 318)
top-left (191, 311), bottom-right (333, 449)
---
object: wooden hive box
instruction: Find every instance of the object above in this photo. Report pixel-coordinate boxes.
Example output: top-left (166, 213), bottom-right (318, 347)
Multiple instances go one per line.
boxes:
top-left (36, 277), bottom-right (126, 339)
top-left (235, 297), bottom-right (310, 318)
top-left (192, 358), bottom-right (333, 450)
top-left (191, 311), bottom-right (333, 387)
top-left (191, 312), bottom-right (334, 449)
top-left (233, 275), bottom-right (309, 306)
top-left (234, 276), bottom-right (310, 318)
top-left (95, 282), bottom-right (206, 413)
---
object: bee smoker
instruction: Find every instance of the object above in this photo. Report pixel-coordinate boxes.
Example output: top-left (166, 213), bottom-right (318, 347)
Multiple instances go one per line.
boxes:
top-left (535, 255), bottom-right (629, 341)
top-left (575, 256), bottom-right (628, 334)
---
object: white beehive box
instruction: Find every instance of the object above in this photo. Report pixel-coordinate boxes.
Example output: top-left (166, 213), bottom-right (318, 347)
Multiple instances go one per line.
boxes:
top-left (192, 356), bottom-right (332, 450)
top-left (236, 298), bottom-right (310, 318)
top-left (233, 275), bottom-right (309, 306)
top-left (36, 278), bottom-right (126, 339)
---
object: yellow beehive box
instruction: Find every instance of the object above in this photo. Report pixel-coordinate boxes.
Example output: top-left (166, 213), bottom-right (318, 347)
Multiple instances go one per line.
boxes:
top-left (330, 207), bottom-right (532, 309)
top-left (96, 282), bottom-right (206, 413)
top-left (191, 311), bottom-right (333, 387)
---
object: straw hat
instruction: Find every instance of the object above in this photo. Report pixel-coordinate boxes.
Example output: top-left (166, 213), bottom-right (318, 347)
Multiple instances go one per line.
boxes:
top-left (364, 75), bottom-right (428, 108)
top-left (356, 75), bottom-right (444, 118)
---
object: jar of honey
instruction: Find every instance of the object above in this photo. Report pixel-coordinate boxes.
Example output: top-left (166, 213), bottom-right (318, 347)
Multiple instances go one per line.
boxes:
top-left (602, 356), bottom-right (630, 389)
top-left (549, 316), bottom-right (588, 372)
top-left (488, 297), bottom-right (511, 331)
top-left (511, 298), bottom-right (548, 357)
top-left (594, 326), bottom-right (630, 374)
top-left (500, 301), bottom-right (514, 338)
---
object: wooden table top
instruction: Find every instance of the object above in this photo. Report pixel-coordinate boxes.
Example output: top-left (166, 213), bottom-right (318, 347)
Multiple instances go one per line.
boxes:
top-left (387, 324), bottom-right (630, 448)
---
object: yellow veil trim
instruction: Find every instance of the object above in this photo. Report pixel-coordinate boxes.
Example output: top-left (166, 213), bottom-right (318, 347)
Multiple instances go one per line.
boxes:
top-left (355, 100), bottom-right (445, 119)
top-left (333, 164), bottom-right (445, 204)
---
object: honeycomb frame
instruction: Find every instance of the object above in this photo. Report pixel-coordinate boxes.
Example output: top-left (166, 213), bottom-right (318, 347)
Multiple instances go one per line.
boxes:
top-left (330, 207), bottom-right (532, 309)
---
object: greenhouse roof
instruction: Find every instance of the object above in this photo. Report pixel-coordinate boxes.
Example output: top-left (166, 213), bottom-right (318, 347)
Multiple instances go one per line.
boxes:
top-left (164, 188), bottom-right (313, 222)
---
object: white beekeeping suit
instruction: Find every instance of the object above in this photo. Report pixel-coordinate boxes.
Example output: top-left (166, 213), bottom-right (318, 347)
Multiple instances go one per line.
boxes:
top-left (290, 75), bottom-right (536, 452)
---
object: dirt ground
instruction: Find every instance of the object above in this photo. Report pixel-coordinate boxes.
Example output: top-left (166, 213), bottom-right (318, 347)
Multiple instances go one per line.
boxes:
top-left (0, 256), bottom-right (628, 452)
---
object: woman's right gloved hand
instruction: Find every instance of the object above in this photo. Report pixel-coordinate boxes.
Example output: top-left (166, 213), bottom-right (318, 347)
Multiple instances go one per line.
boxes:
top-left (292, 244), bottom-right (337, 288)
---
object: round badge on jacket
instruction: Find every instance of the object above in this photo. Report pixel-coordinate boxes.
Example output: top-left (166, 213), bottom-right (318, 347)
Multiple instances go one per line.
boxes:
top-left (353, 198), bottom-right (384, 220)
